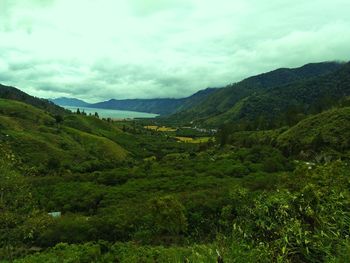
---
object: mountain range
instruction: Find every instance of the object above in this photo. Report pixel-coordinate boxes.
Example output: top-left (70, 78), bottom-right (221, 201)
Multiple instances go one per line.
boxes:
top-left (3, 60), bottom-right (349, 130)
top-left (51, 88), bottom-right (217, 115)
top-left (50, 61), bottom-right (347, 127)
top-left (166, 61), bottom-right (348, 127)
top-left (49, 97), bottom-right (91, 108)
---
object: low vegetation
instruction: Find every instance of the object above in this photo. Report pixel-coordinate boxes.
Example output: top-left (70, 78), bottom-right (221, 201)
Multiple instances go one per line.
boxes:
top-left (1, 62), bottom-right (350, 262)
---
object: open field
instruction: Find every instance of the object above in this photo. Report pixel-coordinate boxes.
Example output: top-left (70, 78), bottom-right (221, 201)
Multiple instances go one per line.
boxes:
top-left (175, 136), bottom-right (212, 143)
top-left (144, 125), bottom-right (177, 132)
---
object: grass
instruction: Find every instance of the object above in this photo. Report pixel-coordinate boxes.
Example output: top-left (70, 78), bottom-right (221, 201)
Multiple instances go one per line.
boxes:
top-left (0, 99), bottom-right (54, 125)
top-left (0, 99), bottom-right (128, 170)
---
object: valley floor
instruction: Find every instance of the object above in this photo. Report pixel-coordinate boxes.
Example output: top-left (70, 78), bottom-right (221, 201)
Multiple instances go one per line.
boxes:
top-left (1, 98), bottom-right (350, 262)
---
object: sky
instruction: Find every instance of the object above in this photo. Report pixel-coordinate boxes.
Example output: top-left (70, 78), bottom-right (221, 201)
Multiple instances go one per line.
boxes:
top-left (0, 0), bottom-right (350, 102)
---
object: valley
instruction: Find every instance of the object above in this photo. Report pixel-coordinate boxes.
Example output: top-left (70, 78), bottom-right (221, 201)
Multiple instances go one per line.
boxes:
top-left (1, 61), bottom-right (350, 262)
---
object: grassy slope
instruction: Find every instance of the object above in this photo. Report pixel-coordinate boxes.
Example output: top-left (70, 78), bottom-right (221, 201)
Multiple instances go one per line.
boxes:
top-left (226, 106), bottom-right (350, 157)
top-left (277, 107), bottom-right (350, 153)
top-left (0, 99), bottom-right (128, 170)
top-left (0, 83), bottom-right (67, 115)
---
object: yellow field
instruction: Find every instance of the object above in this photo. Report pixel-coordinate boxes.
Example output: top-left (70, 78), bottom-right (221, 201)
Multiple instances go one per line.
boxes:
top-left (144, 125), bottom-right (177, 132)
top-left (143, 126), bottom-right (212, 143)
top-left (175, 137), bottom-right (212, 143)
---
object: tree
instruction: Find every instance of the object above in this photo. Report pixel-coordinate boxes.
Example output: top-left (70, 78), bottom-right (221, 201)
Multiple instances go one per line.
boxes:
top-left (148, 196), bottom-right (187, 238)
top-left (54, 115), bottom-right (64, 128)
top-left (47, 157), bottom-right (61, 171)
top-left (143, 161), bottom-right (152, 175)
top-left (0, 162), bottom-right (50, 260)
top-left (312, 132), bottom-right (325, 151)
top-left (285, 105), bottom-right (303, 127)
top-left (217, 124), bottom-right (232, 147)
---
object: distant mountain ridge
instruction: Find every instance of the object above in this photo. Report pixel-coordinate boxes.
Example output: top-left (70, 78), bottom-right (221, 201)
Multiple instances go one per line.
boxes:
top-left (50, 97), bottom-right (90, 107)
top-left (5, 61), bottom-right (347, 125)
top-left (167, 61), bottom-right (347, 127)
top-left (52, 88), bottom-right (217, 115)
top-left (51, 62), bottom-right (344, 119)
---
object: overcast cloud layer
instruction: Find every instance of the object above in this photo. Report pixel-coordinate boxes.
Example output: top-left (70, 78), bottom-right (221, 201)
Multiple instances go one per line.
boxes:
top-left (0, 0), bottom-right (350, 102)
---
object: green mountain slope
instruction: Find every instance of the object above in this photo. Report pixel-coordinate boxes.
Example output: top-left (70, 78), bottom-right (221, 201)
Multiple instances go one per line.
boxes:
top-left (225, 106), bottom-right (350, 159)
top-left (277, 107), bottom-right (350, 156)
top-left (167, 62), bottom-right (345, 126)
top-left (233, 62), bottom-right (350, 127)
top-left (0, 83), bottom-right (68, 115)
top-left (0, 99), bottom-right (128, 172)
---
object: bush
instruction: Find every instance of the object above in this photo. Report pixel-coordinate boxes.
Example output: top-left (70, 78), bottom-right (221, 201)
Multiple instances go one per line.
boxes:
top-left (226, 162), bottom-right (350, 262)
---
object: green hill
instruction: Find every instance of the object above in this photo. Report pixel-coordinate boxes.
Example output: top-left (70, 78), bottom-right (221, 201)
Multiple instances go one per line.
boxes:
top-left (0, 83), bottom-right (68, 115)
top-left (223, 107), bottom-right (350, 160)
top-left (233, 62), bottom-right (350, 128)
top-left (0, 99), bottom-right (128, 172)
top-left (167, 62), bottom-right (345, 127)
top-left (277, 107), bottom-right (350, 156)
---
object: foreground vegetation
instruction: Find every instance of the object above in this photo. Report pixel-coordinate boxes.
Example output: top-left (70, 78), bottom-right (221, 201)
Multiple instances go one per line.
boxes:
top-left (1, 62), bottom-right (350, 262)
top-left (1, 102), bottom-right (350, 262)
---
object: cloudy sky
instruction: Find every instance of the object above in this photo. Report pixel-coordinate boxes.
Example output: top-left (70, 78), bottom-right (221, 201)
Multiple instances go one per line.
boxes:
top-left (0, 0), bottom-right (350, 102)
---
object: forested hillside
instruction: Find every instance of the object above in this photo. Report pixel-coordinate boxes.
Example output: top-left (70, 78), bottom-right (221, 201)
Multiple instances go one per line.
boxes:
top-left (233, 62), bottom-right (350, 129)
top-left (50, 62), bottom-right (343, 119)
top-left (167, 62), bottom-right (345, 127)
top-left (277, 107), bottom-right (350, 156)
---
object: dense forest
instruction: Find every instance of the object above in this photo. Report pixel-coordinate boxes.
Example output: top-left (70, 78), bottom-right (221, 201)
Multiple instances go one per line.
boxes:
top-left (167, 62), bottom-right (348, 127)
top-left (1, 61), bottom-right (350, 262)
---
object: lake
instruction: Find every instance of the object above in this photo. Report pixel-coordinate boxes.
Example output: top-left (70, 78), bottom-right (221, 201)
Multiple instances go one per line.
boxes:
top-left (63, 106), bottom-right (158, 119)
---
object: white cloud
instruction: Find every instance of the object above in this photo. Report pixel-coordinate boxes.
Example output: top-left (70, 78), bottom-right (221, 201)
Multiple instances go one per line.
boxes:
top-left (0, 0), bottom-right (349, 102)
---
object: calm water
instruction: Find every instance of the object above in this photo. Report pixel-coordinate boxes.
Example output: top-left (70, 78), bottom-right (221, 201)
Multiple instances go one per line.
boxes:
top-left (63, 106), bottom-right (158, 119)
